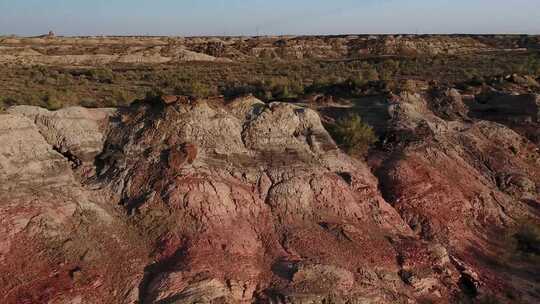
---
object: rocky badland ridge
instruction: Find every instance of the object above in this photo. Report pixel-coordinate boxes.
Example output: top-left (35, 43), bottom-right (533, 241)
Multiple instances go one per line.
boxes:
top-left (0, 79), bottom-right (539, 303)
top-left (0, 35), bottom-right (538, 65)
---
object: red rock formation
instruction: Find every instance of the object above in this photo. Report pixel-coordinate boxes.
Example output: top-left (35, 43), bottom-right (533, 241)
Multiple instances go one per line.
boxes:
top-left (0, 91), bottom-right (538, 303)
top-left (372, 91), bottom-right (540, 303)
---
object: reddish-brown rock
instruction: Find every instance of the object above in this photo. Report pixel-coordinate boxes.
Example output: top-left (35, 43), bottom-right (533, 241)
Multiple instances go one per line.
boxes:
top-left (372, 91), bottom-right (540, 303)
top-left (1, 90), bottom-right (538, 303)
top-left (168, 143), bottom-right (198, 169)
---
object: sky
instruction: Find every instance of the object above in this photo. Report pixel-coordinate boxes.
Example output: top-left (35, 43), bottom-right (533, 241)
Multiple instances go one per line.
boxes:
top-left (0, 0), bottom-right (539, 36)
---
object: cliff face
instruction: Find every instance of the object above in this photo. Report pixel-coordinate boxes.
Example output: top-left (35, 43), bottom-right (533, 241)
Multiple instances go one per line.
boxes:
top-left (0, 88), bottom-right (539, 303)
top-left (0, 107), bottom-right (146, 304)
top-left (372, 90), bottom-right (540, 302)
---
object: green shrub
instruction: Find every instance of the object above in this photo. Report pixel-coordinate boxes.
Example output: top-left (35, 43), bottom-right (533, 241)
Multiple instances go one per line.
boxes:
top-left (42, 93), bottom-right (62, 110)
top-left (144, 87), bottom-right (165, 103)
top-left (56, 73), bottom-right (74, 86)
top-left (103, 97), bottom-right (118, 108)
top-left (89, 68), bottom-right (114, 83)
top-left (330, 114), bottom-right (377, 156)
top-left (268, 77), bottom-right (294, 99)
top-left (110, 88), bottom-right (131, 106)
top-left (174, 81), bottom-right (214, 98)
top-left (288, 79), bottom-right (305, 97)
top-left (0, 97), bottom-right (16, 110)
top-left (80, 98), bottom-right (98, 108)
top-left (524, 54), bottom-right (540, 76)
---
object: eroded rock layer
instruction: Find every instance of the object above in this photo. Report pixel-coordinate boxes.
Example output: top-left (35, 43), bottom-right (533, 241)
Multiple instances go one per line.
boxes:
top-left (1, 35), bottom-right (537, 65)
top-left (0, 89), bottom-right (538, 303)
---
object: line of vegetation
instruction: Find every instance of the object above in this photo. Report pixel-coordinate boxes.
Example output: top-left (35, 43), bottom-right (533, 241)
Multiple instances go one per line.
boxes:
top-left (1, 52), bottom-right (539, 111)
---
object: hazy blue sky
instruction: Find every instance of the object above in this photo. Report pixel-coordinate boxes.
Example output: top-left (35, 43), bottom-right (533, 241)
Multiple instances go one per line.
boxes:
top-left (1, 0), bottom-right (539, 36)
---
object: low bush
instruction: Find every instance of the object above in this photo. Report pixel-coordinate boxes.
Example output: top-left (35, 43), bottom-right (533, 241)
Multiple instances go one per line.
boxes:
top-left (267, 77), bottom-right (302, 100)
top-left (89, 68), bottom-right (114, 84)
top-left (2, 52), bottom-right (539, 109)
top-left (80, 98), bottom-right (98, 108)
top-left (110, 88), bottom-right (132, 106)
top-left (42, 93), bottom-right (62, 110)
top-left (174, 80), bottom-right (216, 98)
top-left (144, 87), bottom-right (165, 103)
top-left (329, 114), bottom-right (377, 156)
top-left (0, 97), bottom-right (16, 110)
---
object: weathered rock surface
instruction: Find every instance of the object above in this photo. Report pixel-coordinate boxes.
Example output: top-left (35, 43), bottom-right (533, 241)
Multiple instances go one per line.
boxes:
top-left (7, 106), bottom-right (115, 168)
top-left (372, 90), bottom-right (540, 303)
top-left (0, 89), bottom-right (538, 303)
top-left (0, 109), bottom-right (145, 304)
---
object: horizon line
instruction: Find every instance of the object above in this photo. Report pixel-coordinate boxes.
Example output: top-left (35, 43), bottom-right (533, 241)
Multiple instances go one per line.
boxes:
top-left (2, 33), bottom-right (539, 39)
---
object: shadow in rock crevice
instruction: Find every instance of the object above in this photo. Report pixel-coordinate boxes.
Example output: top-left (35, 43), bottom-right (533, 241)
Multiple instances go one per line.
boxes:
top-left (138, 239), bottom-right (191, 304)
